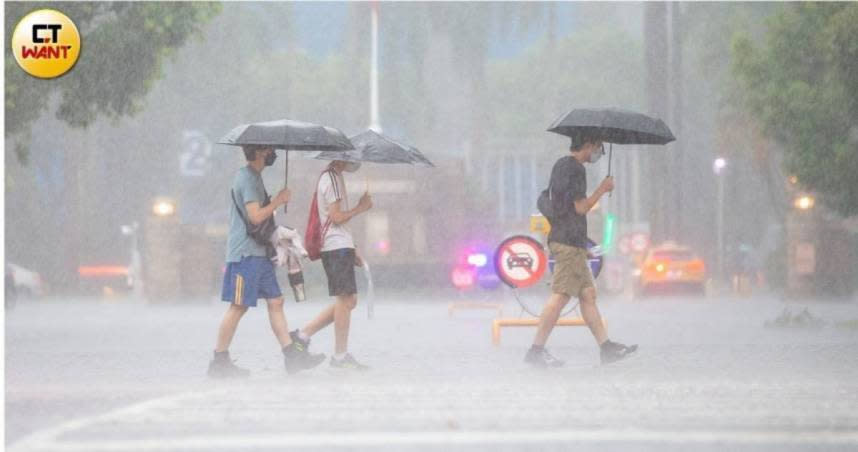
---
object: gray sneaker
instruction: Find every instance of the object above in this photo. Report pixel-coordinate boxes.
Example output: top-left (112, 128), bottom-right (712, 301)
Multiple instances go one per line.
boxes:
top-left (330, 353), bottom-right (370, 371)
top-left (524, 346), bottom-right (565, 368)
top-left (600, 340), bottom-right (638, 365)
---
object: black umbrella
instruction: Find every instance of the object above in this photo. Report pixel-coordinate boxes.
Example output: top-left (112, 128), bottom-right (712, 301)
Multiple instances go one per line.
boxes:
top-left (547, 107), bottom-right (675, 176)
top-left (309, 129), bottom-right (434, 168)
top-left (219, 119), bottom-right (354, 150)
top-left (219, 119), bottom-right (354, 212)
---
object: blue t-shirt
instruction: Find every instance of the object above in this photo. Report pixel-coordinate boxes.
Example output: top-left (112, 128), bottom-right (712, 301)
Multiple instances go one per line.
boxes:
top-left (226, 166), bottom-right (269, 262)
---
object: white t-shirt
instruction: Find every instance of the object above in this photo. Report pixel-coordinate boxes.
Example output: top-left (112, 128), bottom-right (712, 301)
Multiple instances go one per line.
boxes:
top-left (317, 169), bottom-right (355, 252)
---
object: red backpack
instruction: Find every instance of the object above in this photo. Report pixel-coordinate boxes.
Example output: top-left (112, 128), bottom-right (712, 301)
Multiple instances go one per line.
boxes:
top-left (304, 170), bottom-right (334, 261)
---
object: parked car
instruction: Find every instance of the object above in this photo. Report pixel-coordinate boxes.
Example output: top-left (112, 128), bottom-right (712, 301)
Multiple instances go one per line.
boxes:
top-left (7, 263), bottom-right (46, 298)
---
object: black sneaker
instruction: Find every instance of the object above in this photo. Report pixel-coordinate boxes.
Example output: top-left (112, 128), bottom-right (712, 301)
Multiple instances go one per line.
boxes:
top-left (330, 353), bottom-right (370, 371)
top-left (282, 342), bottom-right (326, 374)
top-left (524, 346), bottom-right (565, 368)
top-left (289, 330), bottom-right (311, 351)
top-left (207, 351), bottom-right (250, 378)
top-left (600, 340), bottom-right (638, 365)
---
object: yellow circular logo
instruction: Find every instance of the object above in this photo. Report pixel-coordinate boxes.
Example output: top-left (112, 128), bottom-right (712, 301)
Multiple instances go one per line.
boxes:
top-left (12, 9), bottom-right (81, 79)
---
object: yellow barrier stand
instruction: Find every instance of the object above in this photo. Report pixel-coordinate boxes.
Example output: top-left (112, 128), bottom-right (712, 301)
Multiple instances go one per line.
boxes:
top-left (492, 317), bottom-right (605, 346)
top-left (448, 302), bottom-right (504, 318)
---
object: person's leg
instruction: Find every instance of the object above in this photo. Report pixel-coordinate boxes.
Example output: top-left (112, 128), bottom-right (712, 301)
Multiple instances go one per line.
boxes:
top-left (215, 304), bottom-right (249, 352)
top-left (266, 297), bottom-right (292, 347)
top-left (579, 287), bottom-right (608, 345)
top-left (301, 304), bottom-right (336, 338)
top-left (532, 292), bottom-right (571, 347)
top-left (333, 294), bottom-right (357, 355)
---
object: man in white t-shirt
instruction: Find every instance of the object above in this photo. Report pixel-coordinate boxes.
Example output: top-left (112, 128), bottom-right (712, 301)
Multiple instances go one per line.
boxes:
top-left (293, 160), bottom-right (373, 370)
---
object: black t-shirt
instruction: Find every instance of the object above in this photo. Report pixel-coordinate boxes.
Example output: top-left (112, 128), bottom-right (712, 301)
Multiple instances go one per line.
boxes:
top-left (547, 156), bottom-right (588, 249)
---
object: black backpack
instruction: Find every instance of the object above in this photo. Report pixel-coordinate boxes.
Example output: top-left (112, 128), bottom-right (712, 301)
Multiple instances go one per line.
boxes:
top-left (537, 182), bottom-right (555, 221)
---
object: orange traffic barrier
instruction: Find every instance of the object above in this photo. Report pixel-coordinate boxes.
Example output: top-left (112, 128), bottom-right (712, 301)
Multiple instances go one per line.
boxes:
top-left (492, 317), bottom-right (604, 346)
top-left (448, 302), bottom-right (504, 318)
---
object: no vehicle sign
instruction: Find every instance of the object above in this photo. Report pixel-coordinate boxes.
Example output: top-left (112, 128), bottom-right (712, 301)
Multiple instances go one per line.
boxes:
top-left (494, 235), bottom-right (547, 289)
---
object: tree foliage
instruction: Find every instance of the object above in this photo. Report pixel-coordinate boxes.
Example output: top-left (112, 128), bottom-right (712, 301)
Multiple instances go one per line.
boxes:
top-left (732, 3), bottom-right (858, 217)
top-left (5, 2), bottom-right (221, 162)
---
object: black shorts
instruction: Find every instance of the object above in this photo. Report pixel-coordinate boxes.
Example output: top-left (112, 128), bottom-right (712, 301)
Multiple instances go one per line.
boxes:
top-left (321, 248), bottom-right (357, 297)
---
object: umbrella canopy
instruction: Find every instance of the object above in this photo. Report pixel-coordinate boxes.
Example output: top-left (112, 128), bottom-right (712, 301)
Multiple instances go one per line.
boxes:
top-left (218, 119), bottom-right (354, 151)
top-left (308, 130), bottom-right (434, 167)
top-left (219, 119), bottom-right (354, 214)
top-left (547, 108), bottom-right (675, 145)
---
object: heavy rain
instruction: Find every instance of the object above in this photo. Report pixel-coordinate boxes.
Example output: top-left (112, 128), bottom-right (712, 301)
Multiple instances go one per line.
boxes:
top-left (4, 2), bottom-right (858, 451)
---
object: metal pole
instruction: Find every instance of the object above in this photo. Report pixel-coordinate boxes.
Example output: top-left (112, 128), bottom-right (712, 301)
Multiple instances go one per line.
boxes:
top-left (670, 1), bottom-right (684, 241)
top-left (369, 2), bottom-right (381, 133)
top-left (717, 172), bottom-right (724, 282)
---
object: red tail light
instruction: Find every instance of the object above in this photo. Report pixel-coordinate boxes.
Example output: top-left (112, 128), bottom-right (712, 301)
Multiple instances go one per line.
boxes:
top-left (78, 266), bottom-right (129, 277)
top-left (686, 260), bottom-right (705, 272)
top-left (646, 260), bottom-right (671, 273)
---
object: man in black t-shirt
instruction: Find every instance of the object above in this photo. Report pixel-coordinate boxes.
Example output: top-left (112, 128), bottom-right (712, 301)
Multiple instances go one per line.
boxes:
top-left (525, 135), bottom-right (638, 367)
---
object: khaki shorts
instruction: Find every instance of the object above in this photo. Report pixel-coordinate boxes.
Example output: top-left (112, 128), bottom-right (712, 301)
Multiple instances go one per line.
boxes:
top-left (549, 242), bottom-right (595, 298)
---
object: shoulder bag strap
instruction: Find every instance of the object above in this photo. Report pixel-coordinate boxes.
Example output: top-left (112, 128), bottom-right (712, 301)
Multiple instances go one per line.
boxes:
top-left (231, 189), bottom-right (250, 227)
top-left (318, 170), bottom-right (335, 239)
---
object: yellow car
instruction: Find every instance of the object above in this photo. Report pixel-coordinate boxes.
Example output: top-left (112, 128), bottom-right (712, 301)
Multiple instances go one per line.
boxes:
top-left (636, 242), bottom-right (706, 296)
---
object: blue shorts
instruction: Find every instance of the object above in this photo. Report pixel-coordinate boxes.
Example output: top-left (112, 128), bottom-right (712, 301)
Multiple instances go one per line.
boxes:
top-left (221, 256), bottom-right (282, 307)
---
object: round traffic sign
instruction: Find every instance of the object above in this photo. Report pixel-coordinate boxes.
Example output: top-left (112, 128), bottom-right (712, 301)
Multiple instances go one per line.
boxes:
top-left (586, 237), bottom-right (604, 279)
top-left (631, 233), bottom-right (650, 253)
top-left (494, 235), bottom-right (547, 289)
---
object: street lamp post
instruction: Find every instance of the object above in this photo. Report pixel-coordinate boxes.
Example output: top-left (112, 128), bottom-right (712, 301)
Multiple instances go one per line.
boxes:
top-left (713, 158), bottom-right (727, 283)
top-left (369, 1), bottom-right (381, 133)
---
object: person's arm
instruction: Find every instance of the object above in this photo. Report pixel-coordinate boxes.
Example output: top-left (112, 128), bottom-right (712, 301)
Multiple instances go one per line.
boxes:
top-left (245, 188), bottom-right (291, 225)
top-left (574, 176), bottom-right (613, 215)
top-left (328, 193), bottom-right (372, 225)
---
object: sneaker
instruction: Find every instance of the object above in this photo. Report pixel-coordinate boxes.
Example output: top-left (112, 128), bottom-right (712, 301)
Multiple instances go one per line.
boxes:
top-left (600, 340), bottom-right (638, 365)
top-left (289, 330), bottom-right (310, 351)
top-left (282, 342), bottom-right (326, 374)
top-left (207, 351), bottom-right (250, 378)
top-left (330, 353), bottom-right (370, 371)
top-left (524, 346), bottom-right (565, 368)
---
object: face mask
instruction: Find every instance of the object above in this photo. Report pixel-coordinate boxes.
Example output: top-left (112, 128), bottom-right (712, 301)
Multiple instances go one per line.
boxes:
top-left (589, 144), bottom-right (604, 164)
top-left (264, 151), bottom-right (277, 166)
top-left (343, 161), bottom-right (362, 172)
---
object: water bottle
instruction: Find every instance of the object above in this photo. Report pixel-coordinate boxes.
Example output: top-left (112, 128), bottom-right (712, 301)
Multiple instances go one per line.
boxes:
top-left (288, 269), bottom-right (305, 302)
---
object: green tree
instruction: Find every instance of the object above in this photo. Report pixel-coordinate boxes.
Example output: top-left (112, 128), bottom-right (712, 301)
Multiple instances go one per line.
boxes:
top-left (5, 2), bottom-right (221, 162)
top-left (732, 3), bottom-right (858, 217)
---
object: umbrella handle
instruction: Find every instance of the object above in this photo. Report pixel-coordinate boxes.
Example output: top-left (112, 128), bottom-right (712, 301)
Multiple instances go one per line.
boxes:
top-left (283, 150), bottom-right (289, 214)
top-left (607, 143), bottom-right (613, 198)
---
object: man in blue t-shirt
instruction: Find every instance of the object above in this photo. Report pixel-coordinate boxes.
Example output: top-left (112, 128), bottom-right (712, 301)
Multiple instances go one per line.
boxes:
top-left (525, 135), bottom-right (637, 367)
top-left (208, 145), bottom-right (325, 378)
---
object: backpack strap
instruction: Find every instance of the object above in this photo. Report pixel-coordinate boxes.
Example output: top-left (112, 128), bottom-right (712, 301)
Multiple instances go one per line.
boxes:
top-left (316, 169), bottom-right (335, 240)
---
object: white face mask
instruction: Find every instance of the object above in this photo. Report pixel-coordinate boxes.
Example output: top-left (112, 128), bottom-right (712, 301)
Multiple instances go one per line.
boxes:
top-left (588, 143), bottom-right (605, 164)
top-left (343, 161), bottom-right (362, 172)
